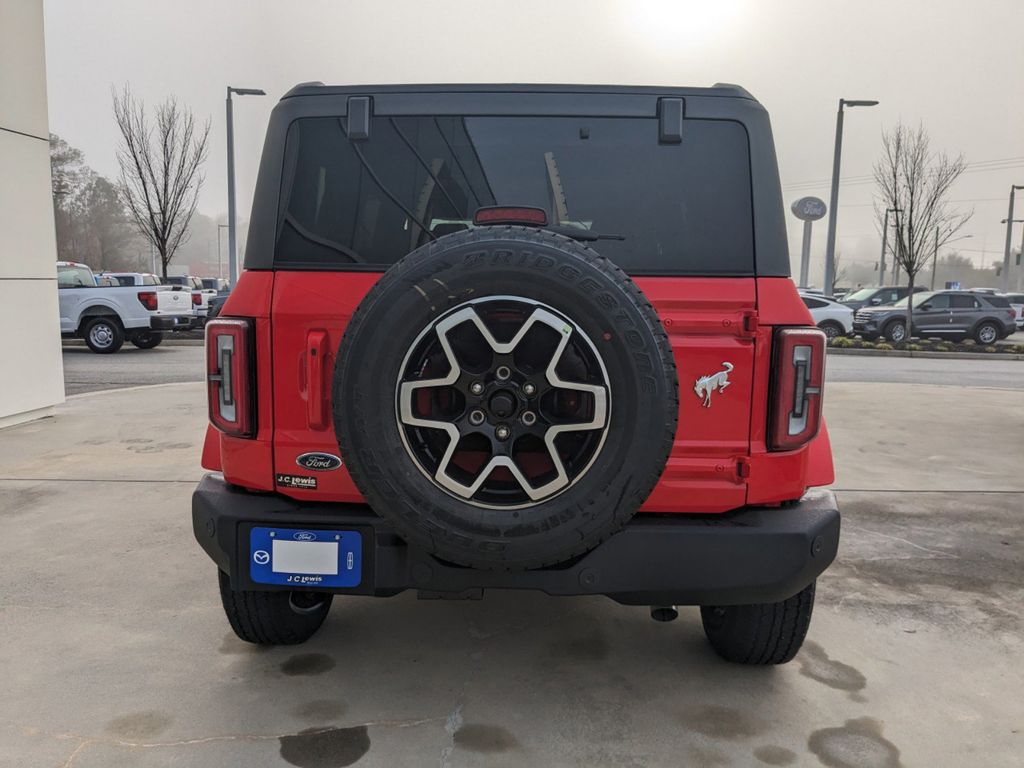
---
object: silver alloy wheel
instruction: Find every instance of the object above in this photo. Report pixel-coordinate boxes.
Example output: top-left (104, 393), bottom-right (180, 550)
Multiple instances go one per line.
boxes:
top-left (889, 321), bottom-right (906, 342)
top-left (396, 296), bottom-right (611, 509)
top-left (978, 324), bottom-right (997, 344)
top-left (88, 321), bottom-right (114, 349)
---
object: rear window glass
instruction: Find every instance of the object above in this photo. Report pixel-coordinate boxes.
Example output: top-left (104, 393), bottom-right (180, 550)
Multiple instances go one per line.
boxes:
top-left (275, 116), bottom-right (754, 275)
top-left (980, 294), bottom-right (1009, 308)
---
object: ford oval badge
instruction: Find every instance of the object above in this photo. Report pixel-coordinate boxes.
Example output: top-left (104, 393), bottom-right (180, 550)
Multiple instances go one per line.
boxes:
top-left (293, 531), bottom-right (317, 541)
top-left (296, 452), bottom-right (343, 471)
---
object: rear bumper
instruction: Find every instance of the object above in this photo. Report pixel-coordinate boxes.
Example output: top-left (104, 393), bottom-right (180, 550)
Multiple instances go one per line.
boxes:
top-left (150, 314), bottom-right (193, 330)
top-left (192, 474), bottom-right (840, 606)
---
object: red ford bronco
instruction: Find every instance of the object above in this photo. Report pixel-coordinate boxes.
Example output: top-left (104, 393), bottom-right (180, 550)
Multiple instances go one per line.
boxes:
top-left (194, 83), bottom-right (838, 664)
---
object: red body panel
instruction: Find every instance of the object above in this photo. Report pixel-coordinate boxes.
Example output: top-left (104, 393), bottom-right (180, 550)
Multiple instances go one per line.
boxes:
top-left (206, 270), bottom-right (834, 511)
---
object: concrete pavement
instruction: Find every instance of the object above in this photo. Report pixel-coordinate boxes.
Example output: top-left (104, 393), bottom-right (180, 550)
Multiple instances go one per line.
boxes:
top-left (1, 382), bottom-right (1022, 767)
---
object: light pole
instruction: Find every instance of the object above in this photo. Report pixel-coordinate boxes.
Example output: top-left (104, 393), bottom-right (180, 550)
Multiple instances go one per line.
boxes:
top-left (930, 230), bottom-right (972, 290)
top-left (880, 207), bottom-right (901, 285)
top-left (226, 86), bottom-right (266, 288)
top-left (217, 224), bottom-right (229, 281)
top-left (823, 98), bottom-right (879, 297)
top-left (1002, 185), bottom-right (1024, 292)
top-left (1001, 217), bottom-right (1024, 291)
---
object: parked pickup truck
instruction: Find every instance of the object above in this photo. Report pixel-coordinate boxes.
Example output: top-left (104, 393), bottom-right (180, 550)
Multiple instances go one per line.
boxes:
top-left (164, 275), bottom-right (214, 326)
top-left (57, 261), bottom-right (194, 353)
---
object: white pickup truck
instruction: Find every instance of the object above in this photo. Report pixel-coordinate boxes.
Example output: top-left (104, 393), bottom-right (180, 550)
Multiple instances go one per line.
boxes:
top-left (57, 261), bottom-right (194, 353)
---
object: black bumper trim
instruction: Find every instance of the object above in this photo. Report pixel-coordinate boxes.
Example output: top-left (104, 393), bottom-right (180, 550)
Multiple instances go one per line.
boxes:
top-left (192, 474), bottom-right (840, 606)
top-left (150, 315), bottom-right (193, 330)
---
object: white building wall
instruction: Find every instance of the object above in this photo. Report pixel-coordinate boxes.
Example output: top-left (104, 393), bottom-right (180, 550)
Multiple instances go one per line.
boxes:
top-left (0, 0), bottom-right (64, 428)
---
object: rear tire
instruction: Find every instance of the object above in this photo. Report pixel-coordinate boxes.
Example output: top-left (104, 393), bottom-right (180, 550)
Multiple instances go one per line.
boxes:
top-left (700, 581), bottom-right (816, 665)
top-left (817, 320), bottom-right (845, 340)
top-left (973, 321), bottom-right (999, 345)
top-left (218, 570), bottom-right (332, 645)
top-left (130, 330), bottom-right (163, 349)
top-left (82, 316), bottom-right (124, 354)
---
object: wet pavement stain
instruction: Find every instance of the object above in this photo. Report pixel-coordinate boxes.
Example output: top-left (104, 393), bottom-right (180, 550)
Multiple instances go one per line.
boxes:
top-left (680, 705), bottom-right (765, 740)
top-left (453, 722), bottom-right (519, 753)
top-left (798, 641), bottom-right (867, 694)
top-left (292, 699), bottom-right (348, 722)
top-left (808, 717), bottom-right (902, 768)
top-left (279, 725), bottom-right (370, 768)
top-left (753, 744), bottom-right (798, 765)
top-left (280, 653), bottom-right (336, 676)
top-left (104, 710), bottom-right (173, 740)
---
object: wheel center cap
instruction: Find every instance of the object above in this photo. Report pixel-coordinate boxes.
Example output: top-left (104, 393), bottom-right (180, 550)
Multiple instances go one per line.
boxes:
top-left (489, 390), bottom-right (516, 418)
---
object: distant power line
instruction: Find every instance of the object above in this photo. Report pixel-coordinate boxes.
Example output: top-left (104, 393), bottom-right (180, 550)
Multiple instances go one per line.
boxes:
top-left (782, 156), bottom-right (1024, 191)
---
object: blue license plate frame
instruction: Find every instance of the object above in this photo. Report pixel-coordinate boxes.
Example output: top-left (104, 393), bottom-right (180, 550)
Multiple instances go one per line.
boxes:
top-left (249, 527), bottom-right (362, 588)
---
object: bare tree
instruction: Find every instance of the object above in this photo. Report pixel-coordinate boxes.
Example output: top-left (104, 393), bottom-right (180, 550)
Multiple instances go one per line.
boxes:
top-left (113, 85), bottom-right (210, 278)
top-left (831, 251), bottom-right (849, 294)
top-left (873, 123), bottom-right (971, 341)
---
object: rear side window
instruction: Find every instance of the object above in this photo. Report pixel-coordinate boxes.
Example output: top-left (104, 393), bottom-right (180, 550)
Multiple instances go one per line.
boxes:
top-left (802, 297), bottom-right (827, 309)
top-left (950, 295), bottom-right (979, 308)
top-left (979, 295), bottom-right (1009, 308)
top-left (275, 116), bottom-right (754, 275)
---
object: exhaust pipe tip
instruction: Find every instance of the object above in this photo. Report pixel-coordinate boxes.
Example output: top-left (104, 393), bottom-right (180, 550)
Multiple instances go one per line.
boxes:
top-left (650, 605), bottom-right (679, 623)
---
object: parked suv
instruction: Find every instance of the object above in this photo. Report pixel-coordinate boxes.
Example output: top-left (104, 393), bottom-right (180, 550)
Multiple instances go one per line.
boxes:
top-left (840, 285), bottom-right (925, 311)
top-left (193, 84), bottom-right (839, 665)
top-left (853, 290), bottom-right (1017, 343)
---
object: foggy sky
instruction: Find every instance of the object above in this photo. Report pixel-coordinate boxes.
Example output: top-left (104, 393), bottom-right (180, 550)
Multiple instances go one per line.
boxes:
top-left (42, 0), bottom-right (1024, 285)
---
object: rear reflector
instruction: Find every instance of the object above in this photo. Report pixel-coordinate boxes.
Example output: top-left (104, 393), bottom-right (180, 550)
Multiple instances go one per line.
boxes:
top-left (769, 327), bottom-right (826, 451)
top-left (137, 291), bottom-right (158, 311)
top-left (473, 206), bottom-right (548, 227)
top-left (206, 318), bottom-right (255, 438)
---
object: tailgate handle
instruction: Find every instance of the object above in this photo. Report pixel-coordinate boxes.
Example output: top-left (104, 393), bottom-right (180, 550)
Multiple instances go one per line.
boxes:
top-left (306, 330), bottom-right (330, 430)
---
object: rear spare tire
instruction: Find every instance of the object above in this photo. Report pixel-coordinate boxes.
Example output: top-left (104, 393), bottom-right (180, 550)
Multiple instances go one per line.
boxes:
top-left (333, 227), bottom-right (678, 570)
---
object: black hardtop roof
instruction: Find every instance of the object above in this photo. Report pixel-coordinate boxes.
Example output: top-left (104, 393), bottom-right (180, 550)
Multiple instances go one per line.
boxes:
top-left (282, 82), bottom-right (756, 101)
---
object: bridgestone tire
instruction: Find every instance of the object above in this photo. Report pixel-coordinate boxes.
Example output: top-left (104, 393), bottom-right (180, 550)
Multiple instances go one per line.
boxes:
top-left (700, 581), bottom-right (816, 665)
top-left (333, 227), bottom-right (678, 571)
top-left (218, 571), bottom-right (332, 645)
top-left (130, 330), bottom-right (163, 349)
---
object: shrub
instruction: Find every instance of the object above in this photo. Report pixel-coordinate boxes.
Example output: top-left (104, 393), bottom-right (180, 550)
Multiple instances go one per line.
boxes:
top-left (830, 336), bottom-right (855, 348)
top-left (906, 343), bottom-right (922, 351)
top-left (874, 342), bottom-right (894, 351)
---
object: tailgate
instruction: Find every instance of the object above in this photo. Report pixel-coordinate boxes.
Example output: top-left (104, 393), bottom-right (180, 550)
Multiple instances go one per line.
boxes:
top-left (157, 288), bottom-right (192, 314)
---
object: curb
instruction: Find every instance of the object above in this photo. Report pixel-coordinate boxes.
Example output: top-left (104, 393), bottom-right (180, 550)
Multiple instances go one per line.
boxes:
top-left (63, 337), bottom-right (204, 348)
top-left (827, 347), bottom-right (1024, 361)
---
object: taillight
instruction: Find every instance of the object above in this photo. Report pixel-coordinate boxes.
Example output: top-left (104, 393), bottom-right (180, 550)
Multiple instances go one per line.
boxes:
top-left (192, 292), bottom-right (202, 306)
top-left (769, 327), bottom-right (826, 451)
top-left (137, 291), bottom-right (158, 311)
top-left (206, 319), bottom-right (255, 438)
top-left (473, 206), bottom-right (548, 226)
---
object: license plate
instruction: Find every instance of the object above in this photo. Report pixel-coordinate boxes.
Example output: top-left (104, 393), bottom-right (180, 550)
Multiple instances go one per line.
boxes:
top-left (249, 527), bottom-right (362, 588)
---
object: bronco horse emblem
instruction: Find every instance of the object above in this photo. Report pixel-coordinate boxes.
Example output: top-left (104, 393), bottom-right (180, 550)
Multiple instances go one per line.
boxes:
top-left (694, 363), bottom-right (734, 407)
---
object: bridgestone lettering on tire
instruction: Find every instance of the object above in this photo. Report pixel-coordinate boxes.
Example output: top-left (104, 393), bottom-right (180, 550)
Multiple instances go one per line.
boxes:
top-left (333, 227), bottom-right (678, 571)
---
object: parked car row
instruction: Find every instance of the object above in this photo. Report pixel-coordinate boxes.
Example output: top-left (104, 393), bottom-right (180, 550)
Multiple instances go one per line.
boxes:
top-left (57, 261), bottom-right (228, 353)
top-left (801, 285), bottom-right (1019, 344)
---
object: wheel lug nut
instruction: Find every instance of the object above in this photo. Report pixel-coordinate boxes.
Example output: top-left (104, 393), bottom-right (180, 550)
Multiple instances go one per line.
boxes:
top-left (522, 382), bottom-right (536, 396)
top-left (470, 381), bottom-right (484, 395)
top-left (521, 411), bottom-right (536, 426)
top-left (469, 409), bottom-right (485, 426)
top-left (495, 424), bottom-right (511, 441)
top-left (495, 365), bottom-right (511, 381)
